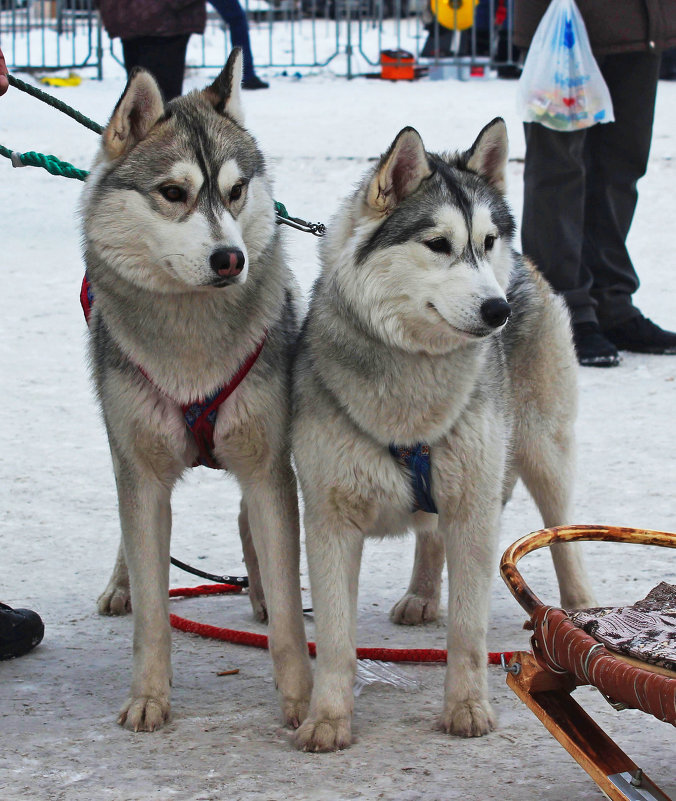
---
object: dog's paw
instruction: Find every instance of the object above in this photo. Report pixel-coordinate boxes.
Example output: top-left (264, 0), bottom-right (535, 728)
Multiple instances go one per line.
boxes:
top-left (438, 699), bottom-right (496, 738)
top-left (118, 695), bottom-right (170, 732)
top-left (97, 585), bottom-right (132, 616)
top-left (294, 716), bottom-right (352, 752)
top-left (282, 696), bottom-right (310, 729)
top-left (390, 592), bottom-right (439, 625)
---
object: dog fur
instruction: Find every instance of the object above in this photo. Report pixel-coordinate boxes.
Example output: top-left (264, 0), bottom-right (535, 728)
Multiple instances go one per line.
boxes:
top-left (291, 119), bottom-right (595, 751)
top-left (82, 50), bottom-right (312, 731)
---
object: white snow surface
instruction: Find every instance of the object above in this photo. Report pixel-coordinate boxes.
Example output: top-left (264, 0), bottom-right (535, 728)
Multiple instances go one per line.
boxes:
top-left (1, 41), bottom-right (675, 801)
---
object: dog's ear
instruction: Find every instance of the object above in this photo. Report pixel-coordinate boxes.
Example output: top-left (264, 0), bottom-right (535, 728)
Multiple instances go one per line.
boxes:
top-left (204, 48), bottom-right (244, 124)
top-left (366, 127), bottom-right (432, 214)
top-left (102, 68), bottom-right (164, 160)
top-left (464, 118), bottom-right (508, 194)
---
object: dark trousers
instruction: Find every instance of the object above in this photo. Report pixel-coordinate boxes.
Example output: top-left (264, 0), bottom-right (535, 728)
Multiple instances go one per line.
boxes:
top-left (208, 0), bottom-right (256, 81)
top-left (521, 52), bottom-right (661, 329)
top-left (122, 34), bottom-right (191, 102)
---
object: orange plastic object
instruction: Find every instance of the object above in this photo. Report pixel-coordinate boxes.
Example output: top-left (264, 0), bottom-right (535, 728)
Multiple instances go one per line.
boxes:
top-left (380, 49), bottom-right (415, 81)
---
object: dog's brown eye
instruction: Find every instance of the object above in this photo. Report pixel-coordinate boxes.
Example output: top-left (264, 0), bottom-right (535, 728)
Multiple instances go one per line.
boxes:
top-left (425, 237), bottom-right (451, 255)
top-left (160, 185), bottom-right (187, 203)
top-left (484, 234), bottom-right (496, 251)
top-left (229, 183), bottom-right (245, 202)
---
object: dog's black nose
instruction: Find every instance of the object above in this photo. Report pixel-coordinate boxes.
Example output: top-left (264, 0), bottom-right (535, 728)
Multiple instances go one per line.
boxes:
top-left (480, 297), bottom-right (511, 328)
top-left (210, 247), bottom-right (245, 278)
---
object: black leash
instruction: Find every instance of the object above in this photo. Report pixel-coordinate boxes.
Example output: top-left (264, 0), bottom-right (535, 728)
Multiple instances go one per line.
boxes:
top-left (170, 556), bottom-right (313, 615)
top-left (170, 556), bottom-right (249, 587)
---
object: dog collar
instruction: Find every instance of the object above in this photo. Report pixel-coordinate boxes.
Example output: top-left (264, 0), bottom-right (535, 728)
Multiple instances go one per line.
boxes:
top-left (80, 274), bottom-right (266, 470)
top-left (389, 443), bottom-right (438, 514)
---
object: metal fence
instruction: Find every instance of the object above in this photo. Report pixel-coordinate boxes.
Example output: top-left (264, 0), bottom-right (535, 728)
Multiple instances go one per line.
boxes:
top-left (0, 0), bottom-right (102, 76)
top-left (0, 0), bottom-right (518, 80)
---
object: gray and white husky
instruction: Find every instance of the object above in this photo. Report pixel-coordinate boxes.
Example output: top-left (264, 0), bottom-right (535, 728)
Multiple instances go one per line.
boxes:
top-left (291, 119), bottom-right (595, 751)
top-left (81, 50), bottom-right (312, 731)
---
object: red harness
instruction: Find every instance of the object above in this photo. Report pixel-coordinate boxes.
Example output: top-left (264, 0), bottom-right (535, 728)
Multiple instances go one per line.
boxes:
top-left (80, 275), bottom-right (266, 469)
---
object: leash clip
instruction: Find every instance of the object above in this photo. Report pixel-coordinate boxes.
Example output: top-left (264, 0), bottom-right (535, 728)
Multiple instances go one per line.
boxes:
top-left (276, 213), bottom-right (326, 237)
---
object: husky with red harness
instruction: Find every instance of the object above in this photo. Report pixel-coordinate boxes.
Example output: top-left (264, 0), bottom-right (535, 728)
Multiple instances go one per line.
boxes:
top-left (81, 49), bottom-right (311, 732)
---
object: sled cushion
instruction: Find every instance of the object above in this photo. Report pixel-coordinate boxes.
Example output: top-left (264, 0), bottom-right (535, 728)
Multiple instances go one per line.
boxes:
top-left (570, 582), bottom-right (676, 673)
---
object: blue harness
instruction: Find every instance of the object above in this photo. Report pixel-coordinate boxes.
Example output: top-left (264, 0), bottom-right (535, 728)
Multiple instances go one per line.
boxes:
top-left (389, 443), bottom-right (437, 514)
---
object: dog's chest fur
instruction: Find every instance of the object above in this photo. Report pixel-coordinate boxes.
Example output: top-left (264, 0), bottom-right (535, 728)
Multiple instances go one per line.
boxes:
top-left (300, 290), bottom-right (508, 449)
top-left (87, 243), bottom-right (286, 406)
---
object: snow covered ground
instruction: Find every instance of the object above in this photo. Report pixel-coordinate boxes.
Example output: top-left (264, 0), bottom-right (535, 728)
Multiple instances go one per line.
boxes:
top-left (1, 37), bottom-right (675, 801)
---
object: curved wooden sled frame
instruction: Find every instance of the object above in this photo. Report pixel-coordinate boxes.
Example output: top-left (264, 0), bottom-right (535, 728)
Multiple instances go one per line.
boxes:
top-left (500, 524), bottom-right (676, 801)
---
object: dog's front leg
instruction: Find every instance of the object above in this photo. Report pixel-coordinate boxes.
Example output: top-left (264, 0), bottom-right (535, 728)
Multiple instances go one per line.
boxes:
top-left (438, 504), bottom-right (500, 738)
top-left (242, 462), bottom-right (313, 728)
top-left (295, 518), bottom-right (363, 752)
top-left (113, 457), bottom-right (173, 732)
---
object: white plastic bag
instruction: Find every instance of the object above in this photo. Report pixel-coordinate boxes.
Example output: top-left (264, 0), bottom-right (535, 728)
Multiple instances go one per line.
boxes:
top-left (516, 0), bottom-right (614, 131)
top-left (353, 660), bottom-right (421, 697)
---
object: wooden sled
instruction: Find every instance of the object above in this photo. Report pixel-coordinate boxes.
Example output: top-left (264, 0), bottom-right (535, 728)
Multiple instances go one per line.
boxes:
top-left (500, 525), bottom-right (676, 801)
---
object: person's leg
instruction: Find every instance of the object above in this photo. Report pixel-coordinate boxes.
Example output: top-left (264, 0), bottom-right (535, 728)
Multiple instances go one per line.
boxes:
top-left (583, 52), bottom-right (676, 353)
top-left (522, 122), bottom-right (620, 365)
top-left (210, 0), bottom-right (255, 79)
top-left (208, 0), bottom-right (268, 87)
top-left (582, 52), bottom-right (660, 330)
top-left (121, 34), bottom-right (190, 101)
top-left (522, 123), bottom-right (596, 325)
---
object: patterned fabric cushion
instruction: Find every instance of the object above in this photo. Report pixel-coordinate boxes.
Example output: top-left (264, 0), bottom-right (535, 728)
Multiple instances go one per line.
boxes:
top-left (571, 582), bottom-right (676, 672)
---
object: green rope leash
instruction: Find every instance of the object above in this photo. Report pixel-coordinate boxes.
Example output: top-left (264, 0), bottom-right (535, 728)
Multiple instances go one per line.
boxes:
top-left (0, 144), bottom-right (90, 181)
top-left (1, 74), bottom-right (100, 180)
top-left (1, 74), bottom-right (326, 235)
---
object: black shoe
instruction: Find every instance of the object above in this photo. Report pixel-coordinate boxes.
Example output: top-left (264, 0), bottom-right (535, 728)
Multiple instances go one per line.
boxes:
top-left (242, 75), bottom-right (269, 90)
top-left (0, 603), bottom-right (44, 660)
top-left (604, 315), bottom-right (676, 354)
top-left (572, 322), bottom-right (620, 367)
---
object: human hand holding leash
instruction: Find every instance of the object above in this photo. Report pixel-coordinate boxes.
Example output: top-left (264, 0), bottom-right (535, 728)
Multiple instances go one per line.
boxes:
top-left (0, 47), bottom-right (8, 95)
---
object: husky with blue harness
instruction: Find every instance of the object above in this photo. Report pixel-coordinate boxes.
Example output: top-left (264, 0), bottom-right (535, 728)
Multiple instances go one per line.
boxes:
top-left (291, 119), bottom-right (596, 751)
top-left (81, 50), bottom-right (312, 732)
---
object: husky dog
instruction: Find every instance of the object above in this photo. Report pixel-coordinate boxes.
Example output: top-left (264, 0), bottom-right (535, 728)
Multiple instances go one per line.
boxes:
top-left (292, 119), bottom-right (595, 751)
top-left (82, 50), bottom-right (312, 731)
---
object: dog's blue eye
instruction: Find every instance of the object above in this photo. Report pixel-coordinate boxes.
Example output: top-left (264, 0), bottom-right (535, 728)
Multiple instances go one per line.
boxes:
top-left (160, 185), bottom-right (187, 203)
top-left (425, 237), bottom-right (451, 255)
top-left (485, 235), bottom-right (496, 251)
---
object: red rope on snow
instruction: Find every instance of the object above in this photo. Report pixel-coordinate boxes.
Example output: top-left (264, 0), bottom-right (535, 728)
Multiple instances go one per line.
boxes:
top-left (169, 583), bottom-right (244, 598)
top-left (169, 584), bottom-right (513, 665)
